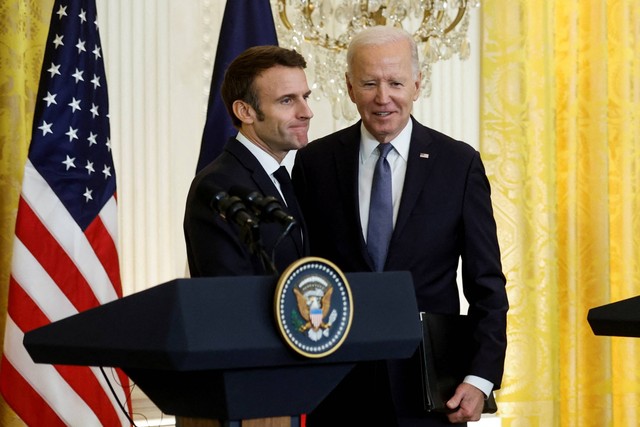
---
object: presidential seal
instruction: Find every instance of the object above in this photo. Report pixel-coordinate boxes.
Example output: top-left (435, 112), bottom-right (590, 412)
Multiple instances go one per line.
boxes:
top-left (274, 257), bottom-right (353, 358)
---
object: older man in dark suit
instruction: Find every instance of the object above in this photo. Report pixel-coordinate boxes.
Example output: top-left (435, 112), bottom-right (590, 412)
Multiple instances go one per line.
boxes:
top-left (293, 26), bottom-right (509, 427)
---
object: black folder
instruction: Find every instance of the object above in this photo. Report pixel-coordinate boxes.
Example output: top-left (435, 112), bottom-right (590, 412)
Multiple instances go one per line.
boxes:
top-left (418, 312), bottom-right (498, 414)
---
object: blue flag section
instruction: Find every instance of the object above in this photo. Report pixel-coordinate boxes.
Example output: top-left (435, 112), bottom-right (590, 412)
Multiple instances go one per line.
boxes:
top-left (195, 0), bottom-right (279, 173)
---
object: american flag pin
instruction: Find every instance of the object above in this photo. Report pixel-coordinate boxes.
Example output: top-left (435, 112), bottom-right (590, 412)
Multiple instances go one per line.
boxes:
top-left (420, 153), bottom-right (430, 158)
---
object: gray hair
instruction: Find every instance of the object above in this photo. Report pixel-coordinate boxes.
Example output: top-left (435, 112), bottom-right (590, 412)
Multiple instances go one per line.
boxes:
top-left (346, 26), bottom-right (420, 79)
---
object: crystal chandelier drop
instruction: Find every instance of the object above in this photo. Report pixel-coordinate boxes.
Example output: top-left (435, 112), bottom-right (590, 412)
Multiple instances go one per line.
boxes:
top-left (273, 0), bottom-right (479, 121)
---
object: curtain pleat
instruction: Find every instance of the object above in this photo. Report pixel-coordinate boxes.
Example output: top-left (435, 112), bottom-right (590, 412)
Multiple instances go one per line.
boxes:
top-left (0, 2), bottom-right (54, 426)
top-left (483, 0), bottom-right (640, 425)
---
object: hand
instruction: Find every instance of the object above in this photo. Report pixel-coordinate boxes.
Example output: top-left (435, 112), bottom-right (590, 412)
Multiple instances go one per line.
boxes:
top-left (445, 382), bottom-right (485, 423)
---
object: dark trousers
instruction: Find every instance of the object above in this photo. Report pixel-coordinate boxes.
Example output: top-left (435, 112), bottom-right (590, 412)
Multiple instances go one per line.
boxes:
top-left (306, 361), bottom-right (466, 427)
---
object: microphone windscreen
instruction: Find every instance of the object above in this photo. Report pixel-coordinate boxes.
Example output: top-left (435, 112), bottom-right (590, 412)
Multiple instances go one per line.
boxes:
top-left (198, 178), bottom-right (228, 213)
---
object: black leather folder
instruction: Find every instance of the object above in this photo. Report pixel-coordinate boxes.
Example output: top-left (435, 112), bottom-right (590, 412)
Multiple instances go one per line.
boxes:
top-left (418, 312), bottom-right (498, 414)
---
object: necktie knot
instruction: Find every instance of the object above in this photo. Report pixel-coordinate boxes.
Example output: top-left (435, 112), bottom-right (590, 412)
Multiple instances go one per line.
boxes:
top-left (274, 166), bottom-right (291, 188)
top-left (274, 167), bottom-right (297, 214)
top-left (377, 143), bottom-right (393, 160)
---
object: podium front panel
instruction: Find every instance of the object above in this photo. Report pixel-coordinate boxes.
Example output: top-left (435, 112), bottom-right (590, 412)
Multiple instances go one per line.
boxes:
top-left (24, 271), bottom-right (422, 419)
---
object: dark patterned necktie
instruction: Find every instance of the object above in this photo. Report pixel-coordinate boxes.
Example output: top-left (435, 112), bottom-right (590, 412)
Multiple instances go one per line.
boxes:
top-left (367, 143), bottom-right (394, 271)
top-left (273, 166), bottom-right (303, 247)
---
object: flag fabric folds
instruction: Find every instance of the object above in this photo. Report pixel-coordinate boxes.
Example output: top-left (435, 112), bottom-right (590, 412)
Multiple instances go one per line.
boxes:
top-left (195, 0), bottom-right (279, 173)
top-left (0, 0), bottom-right (131, 425)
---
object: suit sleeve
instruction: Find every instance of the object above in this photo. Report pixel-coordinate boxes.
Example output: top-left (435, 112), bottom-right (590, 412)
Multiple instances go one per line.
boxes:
top-left (183, 176), bottom-right (256, 277)
top-left (461, 151), bottom-right (509, 389)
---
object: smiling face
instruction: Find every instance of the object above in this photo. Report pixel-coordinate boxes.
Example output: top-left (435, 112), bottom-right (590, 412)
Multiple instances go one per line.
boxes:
top-left (346, 38), bottom-right (421, 143)
top-left (236, 65), bottom-right (313, 162)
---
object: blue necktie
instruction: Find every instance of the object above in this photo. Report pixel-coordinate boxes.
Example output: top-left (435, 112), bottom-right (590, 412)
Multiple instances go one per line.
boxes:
top-left (367, 143), bottom-right (394, 271)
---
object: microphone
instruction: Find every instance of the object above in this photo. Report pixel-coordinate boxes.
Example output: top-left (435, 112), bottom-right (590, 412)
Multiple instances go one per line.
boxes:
top-left (199, 180), bottom-right (258, 229)
top-left (229, 185), bottom-right (296, 227)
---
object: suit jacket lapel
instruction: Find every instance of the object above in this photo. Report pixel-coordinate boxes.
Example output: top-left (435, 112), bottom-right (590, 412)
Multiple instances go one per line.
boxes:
top-left (335, 122), bottom-right (377, 268)
top-left (225, 138), bottom-right (307, 256)
top-left (225, 139), bottom-right (269, 190)
top-left (393, 118), bottom-right (436, 240)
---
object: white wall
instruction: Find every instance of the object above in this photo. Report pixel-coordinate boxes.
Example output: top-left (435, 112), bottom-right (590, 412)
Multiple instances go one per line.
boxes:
top-left (96, 0), bottom-right (482, 297)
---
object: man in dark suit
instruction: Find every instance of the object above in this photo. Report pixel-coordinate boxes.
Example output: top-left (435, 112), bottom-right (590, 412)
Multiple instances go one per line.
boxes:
top-left (181, 45), bottom-right (313, 427)
top-left (184, 45), bottom-right (312, 278)
top-left (293, 26), bottom-right (509, 426)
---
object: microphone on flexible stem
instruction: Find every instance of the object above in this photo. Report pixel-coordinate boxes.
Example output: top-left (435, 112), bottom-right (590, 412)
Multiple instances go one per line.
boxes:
top-left (200, 181), bottom-right (258, 230)
top-left (197, 180), bottom-right (276, 275)
top-left (216, 195), bottom-right (258, 229)
top-left (229, 186), bottom-right (296, 227)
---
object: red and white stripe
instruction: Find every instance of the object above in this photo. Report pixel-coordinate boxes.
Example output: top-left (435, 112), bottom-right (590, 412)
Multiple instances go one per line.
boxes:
top-left (0, 162), bottom-right (131, 426)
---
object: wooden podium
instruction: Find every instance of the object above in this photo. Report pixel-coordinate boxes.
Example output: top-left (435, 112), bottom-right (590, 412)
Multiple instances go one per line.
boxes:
top-left (24, 272), bottom-right (422, 426)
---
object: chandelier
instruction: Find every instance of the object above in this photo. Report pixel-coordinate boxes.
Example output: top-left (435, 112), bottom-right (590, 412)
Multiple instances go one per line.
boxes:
top-left (273, 0), bottom-right (479, 120)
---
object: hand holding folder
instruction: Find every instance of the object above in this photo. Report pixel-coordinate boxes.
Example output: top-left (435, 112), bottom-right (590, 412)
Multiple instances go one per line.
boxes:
top-left (418, 312), bottom-right (498, 414)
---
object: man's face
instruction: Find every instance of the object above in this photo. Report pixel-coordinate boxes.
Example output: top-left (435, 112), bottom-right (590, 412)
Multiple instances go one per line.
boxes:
top-left (346, 39), bottom-right (421, 143)
top-left (250, 65), bottom-right (313, 157)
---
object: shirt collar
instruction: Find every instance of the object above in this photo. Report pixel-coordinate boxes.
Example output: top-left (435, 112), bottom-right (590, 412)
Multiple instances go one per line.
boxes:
top-left (236, 131), bottom-right (282, 175)
top-left (359, 119), bottom-right (412, 163)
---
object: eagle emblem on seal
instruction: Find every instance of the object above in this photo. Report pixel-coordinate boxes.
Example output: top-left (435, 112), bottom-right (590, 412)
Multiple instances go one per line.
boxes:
top-left (274, 257), bottom-right (353, 358)
top-left (292, 278), bottom-right (338, 341)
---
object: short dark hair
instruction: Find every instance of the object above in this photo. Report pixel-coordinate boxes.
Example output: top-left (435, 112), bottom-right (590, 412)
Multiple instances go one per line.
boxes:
top-left (221, 45), bottom-right (307, 128)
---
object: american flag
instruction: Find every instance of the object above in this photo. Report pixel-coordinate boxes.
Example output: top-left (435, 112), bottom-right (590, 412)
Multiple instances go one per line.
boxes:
top-left (0, 0), bottom-right (132, 425)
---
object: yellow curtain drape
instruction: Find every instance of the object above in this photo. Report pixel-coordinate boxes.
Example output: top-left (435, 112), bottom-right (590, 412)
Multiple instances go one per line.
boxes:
top-left (482, 1), bottom-right (640, 426)
top-left (0, 0), bottom-right (54, 426)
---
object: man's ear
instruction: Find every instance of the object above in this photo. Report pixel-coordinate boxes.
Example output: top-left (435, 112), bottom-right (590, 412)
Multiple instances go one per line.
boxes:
top-left (346, 73), bottom-right (356, 103)
top-left (232, 100), bottom-right (254, 124)
top-left (413, 72), bottom-right (422, 101)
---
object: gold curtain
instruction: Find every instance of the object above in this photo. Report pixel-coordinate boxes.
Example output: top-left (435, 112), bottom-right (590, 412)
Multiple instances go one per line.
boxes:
top-left (482, 0), bottom-right (640, 426)
top-left (0, 0), bottom-right (54, 426)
